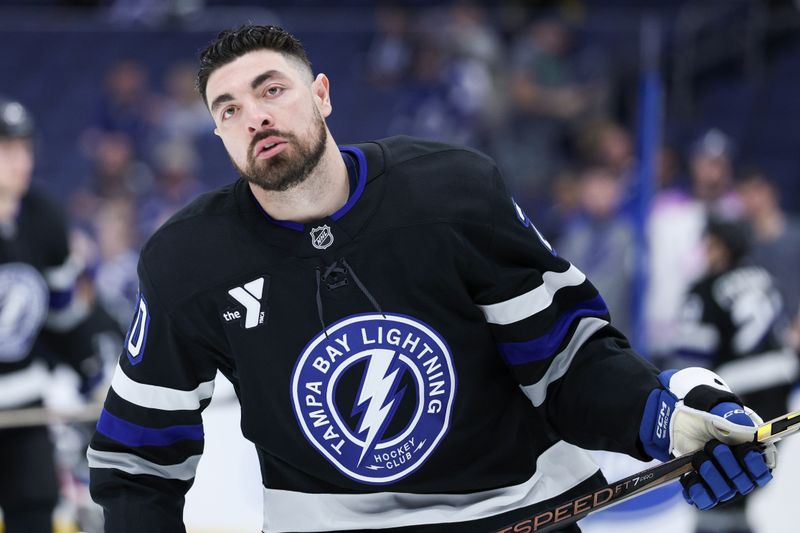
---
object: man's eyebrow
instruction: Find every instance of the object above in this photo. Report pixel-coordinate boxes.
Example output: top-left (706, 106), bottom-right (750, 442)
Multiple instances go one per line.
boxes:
top-left (210, 93), bottom-right (234, 114)
top-left (251, 70), bottom-right (282, 90)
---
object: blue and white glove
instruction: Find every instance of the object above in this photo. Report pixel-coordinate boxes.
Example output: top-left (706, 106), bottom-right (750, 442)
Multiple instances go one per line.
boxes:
top-left (639, 368), bottom-right (776, 510)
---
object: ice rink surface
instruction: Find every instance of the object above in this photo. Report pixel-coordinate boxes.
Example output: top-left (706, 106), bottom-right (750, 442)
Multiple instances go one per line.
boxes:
top-left (185, 375), bottom-right (800, 533)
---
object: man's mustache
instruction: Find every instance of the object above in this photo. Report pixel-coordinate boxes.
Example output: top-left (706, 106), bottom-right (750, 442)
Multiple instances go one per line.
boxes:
top-left (249, 130), bottom-right (294, 155)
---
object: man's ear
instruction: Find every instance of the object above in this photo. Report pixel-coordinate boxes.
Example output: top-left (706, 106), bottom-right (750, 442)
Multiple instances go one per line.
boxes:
top-left (313, 73), bottom-right (332, 118)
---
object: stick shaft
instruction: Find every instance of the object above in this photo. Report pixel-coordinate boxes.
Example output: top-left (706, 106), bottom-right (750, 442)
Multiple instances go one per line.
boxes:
top-left (493, 409), bottom-right (800, 533)
top-left (0, 403), bottom-right (103, 430)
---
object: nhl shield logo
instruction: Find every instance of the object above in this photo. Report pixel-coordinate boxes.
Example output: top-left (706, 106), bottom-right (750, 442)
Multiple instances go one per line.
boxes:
top-left (310, 225), bottom-right (334, 250)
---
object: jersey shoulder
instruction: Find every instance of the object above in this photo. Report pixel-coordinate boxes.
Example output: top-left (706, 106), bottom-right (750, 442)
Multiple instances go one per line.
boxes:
top-left (138, 182), bottom-right (244, 304)
top-left (17, 187), bottom-right (70, 266)
top-left (366, 135), bottom-right (502, 225)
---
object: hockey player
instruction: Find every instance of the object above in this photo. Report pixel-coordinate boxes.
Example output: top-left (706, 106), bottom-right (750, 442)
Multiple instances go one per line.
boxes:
top-left (0, 97), bottom-right (106, 532)
top-left (672, 216), bottom-right (798, 533)
top-left (88, 26), bottom-right (776, 533)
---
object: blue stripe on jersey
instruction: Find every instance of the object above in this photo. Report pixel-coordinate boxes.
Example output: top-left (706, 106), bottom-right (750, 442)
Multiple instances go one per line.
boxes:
top-left (96, 409), bottom-right (204, 447)
top-left (333, 146), bottom-right (367, 221)
top-left (497, 295), bottom-right (609, 366)
top-left (49, 288), bottom-right (72, 310)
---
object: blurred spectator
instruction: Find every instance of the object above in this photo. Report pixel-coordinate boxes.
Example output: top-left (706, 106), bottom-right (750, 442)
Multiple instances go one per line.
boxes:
top-left (655, 144), bottom-right (687, 192)
top-left (688, 128), bottom-right (742, 216)
top-left (557, 166), bottom-right (634, 336)
top-left (576, 119), bottom-right (637, 214)
top-left (364, 5), bottom-right (414, 88)
top-left (646, 128), bottom-right (742, 356)
top-left (154, 61), bottom-right (214, 143)
top-left (538, 165), bottom-right (581, 245)
top-left (495, 13), bottom-right (610, 198)
top-left (70, 131), bottom-right (154, 230)
top-left (577, 119), bottom-right (634, 179)
top-left (137, 137), bottom-right (203, 237)
top-left (670, 215), bottom-right (797, 533)
top-left (92, 60), bottom-right (159, 157)
top-left (91, 199), bottom-right (140, 330)
top-left (737, 169), bottom-right (800, 349)
top-left (444, 0), bottom-right (503, 73)
top-left (442, 0), bottom-right (505, 132)
top-left (387, 36), bottom-right (492, 147)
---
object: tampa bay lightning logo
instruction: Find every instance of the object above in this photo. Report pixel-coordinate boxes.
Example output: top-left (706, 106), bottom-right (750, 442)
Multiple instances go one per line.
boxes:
top-left (0, 263), bottom-right (49, 362)
top-left (291, 313), bottom-right (457, 485)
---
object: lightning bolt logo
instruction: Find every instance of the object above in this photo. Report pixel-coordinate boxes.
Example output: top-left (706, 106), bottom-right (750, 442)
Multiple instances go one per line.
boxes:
top-left (352, 348), bottom-right (406, 467)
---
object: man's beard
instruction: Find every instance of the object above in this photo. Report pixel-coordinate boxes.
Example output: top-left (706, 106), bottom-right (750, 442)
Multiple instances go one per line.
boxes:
top-left (237, 112), bottom-right (328, 193)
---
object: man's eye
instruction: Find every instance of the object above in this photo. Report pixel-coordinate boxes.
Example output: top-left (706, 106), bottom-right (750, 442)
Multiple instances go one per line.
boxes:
top-left (266, 87), bottom-right (283, 96)
top-left (221, 107), bottom-right (236, 120)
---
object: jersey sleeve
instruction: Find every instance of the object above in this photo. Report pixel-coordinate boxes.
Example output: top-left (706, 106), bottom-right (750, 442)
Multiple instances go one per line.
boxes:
top-left (88, 255), bottom-right (218, 532)
top-left (36, 196), bottom-right (99, 382)
top-left (671, 288), bottom-right (721, 365)
top-left (461, 165), bottom-right (660, 459)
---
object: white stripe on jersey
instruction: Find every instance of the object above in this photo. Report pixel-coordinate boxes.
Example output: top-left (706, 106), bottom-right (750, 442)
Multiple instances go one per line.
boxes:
top-left (111, 363), bottom-right (215, 411)
top-left (478, 265), bottom-right (586, 325)
top-left (521, 317), bottom-right (609, 407)
top-left (715, 348), bottom-right (799, 395)
top-left (46, 298), bottom-right (90, 332)
top-left (43, 254), bottom-right (83, 291)
top-left (0, 361), bottom-right (49, 408)
top-left (87, 447), bottom-right (201, 481)
top-left (673, 322), bottom-right (720, 355)
top-left (261, 440), bottom-right (599, 533)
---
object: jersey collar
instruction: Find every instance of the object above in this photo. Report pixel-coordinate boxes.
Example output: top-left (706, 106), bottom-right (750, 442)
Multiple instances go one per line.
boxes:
top-left (249, 146), bottom-right (367, 233)
top-left (235, 142), bottom-right (387, 255)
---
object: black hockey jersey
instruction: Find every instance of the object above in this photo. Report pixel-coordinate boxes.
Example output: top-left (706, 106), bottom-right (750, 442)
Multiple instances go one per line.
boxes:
top-left (0, 189), bottom-right (89, 409)
top-left (88, 136), bottom-right (660, 533)
top-left (673, 265), bottom-right (798, 418)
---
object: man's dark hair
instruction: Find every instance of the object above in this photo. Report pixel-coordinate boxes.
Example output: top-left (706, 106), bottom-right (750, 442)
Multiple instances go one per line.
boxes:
top-left (196, 25), bottom-right (312, 106)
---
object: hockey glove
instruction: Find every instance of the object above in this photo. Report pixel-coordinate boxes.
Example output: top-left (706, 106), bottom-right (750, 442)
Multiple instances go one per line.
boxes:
top-left (638, 368), bottom-right (777, 509)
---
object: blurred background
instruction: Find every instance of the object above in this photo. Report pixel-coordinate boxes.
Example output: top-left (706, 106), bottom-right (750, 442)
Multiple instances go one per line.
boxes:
top-left (1, 0), bottom-right (800, 532)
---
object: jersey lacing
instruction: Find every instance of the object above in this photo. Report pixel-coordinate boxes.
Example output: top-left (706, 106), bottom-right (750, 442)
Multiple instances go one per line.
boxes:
top-left (315, 258), bottom-right (385, 338)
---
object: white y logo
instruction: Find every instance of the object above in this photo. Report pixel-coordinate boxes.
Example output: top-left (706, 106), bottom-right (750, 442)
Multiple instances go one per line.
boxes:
top-left (228, 278), bottom-right (265, 329)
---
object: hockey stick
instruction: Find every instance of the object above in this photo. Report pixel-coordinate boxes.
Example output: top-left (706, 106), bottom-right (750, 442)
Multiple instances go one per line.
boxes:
top-left (493, 409), bottom-right (800, 533)
top-left (0, 402), bottom-right (103, 430)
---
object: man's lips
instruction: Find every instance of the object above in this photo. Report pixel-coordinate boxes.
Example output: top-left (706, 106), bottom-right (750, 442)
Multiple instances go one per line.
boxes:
top-left (253, 136), bottom-right (288, 159)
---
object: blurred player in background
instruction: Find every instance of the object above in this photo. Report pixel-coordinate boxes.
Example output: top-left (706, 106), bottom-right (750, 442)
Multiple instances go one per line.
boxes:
top-left (672, 215), bottom-right (799, 533)
top-left (88, 26), bottom-right (778, 533)
top-left (0, 97), bottom-right (108, 533)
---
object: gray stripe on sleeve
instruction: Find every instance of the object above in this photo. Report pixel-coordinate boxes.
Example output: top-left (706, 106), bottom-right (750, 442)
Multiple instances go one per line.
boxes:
top-left (520, 317), bottom-right (609, 407)
top-left (87, 447), bottom-right (201, 481)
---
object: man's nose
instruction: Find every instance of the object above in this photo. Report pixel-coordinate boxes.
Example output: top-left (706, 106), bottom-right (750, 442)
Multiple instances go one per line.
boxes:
top-left (246, 106), bottom-right (274, 134)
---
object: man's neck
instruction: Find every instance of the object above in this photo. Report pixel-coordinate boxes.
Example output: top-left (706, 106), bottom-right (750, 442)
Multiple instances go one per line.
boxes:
top-left (249, 137), bottom-right (349, 224)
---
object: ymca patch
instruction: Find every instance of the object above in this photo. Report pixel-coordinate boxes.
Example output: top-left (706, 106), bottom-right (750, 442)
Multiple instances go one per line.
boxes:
top-left (291, 313), bottom-right (457, 485)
